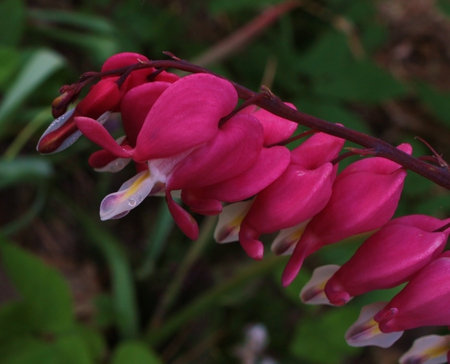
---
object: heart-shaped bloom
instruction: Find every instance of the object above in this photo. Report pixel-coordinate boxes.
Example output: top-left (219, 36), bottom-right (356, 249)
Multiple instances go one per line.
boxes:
top-left (374, 251), bottom-right (450, 333)
top-left (281, 143), bottom-right (412, 287)
top-left (37, 52), bottom-right (178, 155)
top-left (324, 214), bottom-right (450, 306)
top-left (237, 131), bottom-right (345, 260)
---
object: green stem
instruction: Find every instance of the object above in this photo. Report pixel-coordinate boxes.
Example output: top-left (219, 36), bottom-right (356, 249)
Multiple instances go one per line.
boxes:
top-left (145, 254), bottom-right (285, 346)
top-left (148, 215), bottom-right (217, 330)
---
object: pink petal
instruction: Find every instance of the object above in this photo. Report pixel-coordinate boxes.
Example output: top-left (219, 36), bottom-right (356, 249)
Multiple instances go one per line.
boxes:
top-left (75, 116), bottom-right (132, 158)
top-left (167, 113), bottom-right (264, 190)
top-left (290, 131), bottom-right (345, 169)
top-left (188, 146), bottom-right (290, 203)
top-left (120, 82), bottom-right (170, 146)
top-left (241, 103), bottom-right (298, 145)
top-left (165, 192), bottom-right (199, 240)
top-left (101, 52), bottom-right (149, 72)
top-left (134, 73), bottom-right (238, 161)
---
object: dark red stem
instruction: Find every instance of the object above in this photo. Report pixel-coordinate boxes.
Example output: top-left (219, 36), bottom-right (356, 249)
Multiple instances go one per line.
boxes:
top-left (73, 58), bottom-right (450, 190)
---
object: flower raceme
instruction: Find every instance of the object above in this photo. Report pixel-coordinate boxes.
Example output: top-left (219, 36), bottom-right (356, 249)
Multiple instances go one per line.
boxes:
top-left (37, 53), bottom-right (450, 362)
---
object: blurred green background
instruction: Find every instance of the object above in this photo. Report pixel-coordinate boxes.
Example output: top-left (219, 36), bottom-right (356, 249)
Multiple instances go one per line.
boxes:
top-left (1, 0), bottom-right (450, 363)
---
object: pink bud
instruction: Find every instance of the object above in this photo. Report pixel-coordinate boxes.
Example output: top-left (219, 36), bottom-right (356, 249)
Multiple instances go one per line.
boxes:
top-left (238, 132), bottom-right (344, 260)
top-left (325, 215), bottom-right (449, 306)
top-left (374, 251), bottom-right (450, 333)
top-left (281, 144), bottom-right (412, 287)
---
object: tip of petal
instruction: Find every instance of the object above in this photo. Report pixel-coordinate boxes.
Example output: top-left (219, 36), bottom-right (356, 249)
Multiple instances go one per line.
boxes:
top-left (300, 265), bottom-right (340, 305)
top-left (345, 302), bottom-right (403, 348)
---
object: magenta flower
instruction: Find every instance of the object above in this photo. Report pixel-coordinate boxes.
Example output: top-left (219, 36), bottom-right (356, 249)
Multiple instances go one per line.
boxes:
top-left (75, 73), bottom-right (238, 162)
top-left (240, 103), bottom-right (298, 146)
top-left (281, 143), bottom-right (412, 287)
top-left (324, 214), bottom-right (450, 306)
top-left (236, 131), bottom-right (345, 259)
top-left (36, 52), bottom-right (178, 155)
top-left (374, 251), bottom-right (450, 333)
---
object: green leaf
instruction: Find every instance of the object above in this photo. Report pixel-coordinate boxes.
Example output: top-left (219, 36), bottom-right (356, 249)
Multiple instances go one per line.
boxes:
top-left (0, 157), bottom-right (53, 189)
top-left (0, 302), bottom-right (34, 342)
top-left (0, 241), bottom-right (73, 333)
top-left (111, 342), bottom-right (162, 364)
top-left (0, 49), bottom-right (65, 134)
top-left (53, 334), bottom-right (94, 364)
top-left (73, 213), bottom-right (139, 339)
top-left (295, 98), bottom-right (370, 134)
top-left (0, 0), bottom-right (25, 46)
top-left (417, 83), bottom-right (450, 125)
top-left (315, 60), bottom-right (406, 103)
top-left (290, 305), bottom-right (361, 363)
top-left (208, 0), bottom-right (281, 14)
top-left (72, 324), bottom-right (106, 361)
top-left (0, 337), bottom-right (57, 364)
top-left (437, 0), bottom-right (450, 17)
top-left (0, 47), bottom-right (20, 88)
top-left (297, 32), bottom-right (352, 76)
top-left (27, 9), bottom-right (116, 35)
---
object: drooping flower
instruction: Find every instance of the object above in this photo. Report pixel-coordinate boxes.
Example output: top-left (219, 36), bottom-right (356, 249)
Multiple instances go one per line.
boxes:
top-left (237, 131), bottom-right (345, 260)
top-left (324, 214), bottom-right (450, 306)
top-left (36, 52), bottom-right (178, 155)
top-left (374, 251), bottom-right (450, 333)
top-left (281, 143), bottom-right (412, 287)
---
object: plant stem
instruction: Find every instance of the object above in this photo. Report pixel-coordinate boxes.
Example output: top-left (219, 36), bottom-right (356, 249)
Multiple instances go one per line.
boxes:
top-left (147, 215), bottom-right (218, 331)
top-left (145, 254), bottom-right (285, 346)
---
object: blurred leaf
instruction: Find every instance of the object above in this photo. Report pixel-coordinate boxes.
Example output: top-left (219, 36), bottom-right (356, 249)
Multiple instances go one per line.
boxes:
top-left (0, 0), bottom-right (25, 46)
top-left (315, 60), bottom-right (406, 103)
top-left (73, 212), bottom-right (139, 339)
top-left (0, 47), bottom-right (20, 88)
top-left (0, 157), bottom-right (53, 189)
top-left (111, 342), bottom-right (162, 364)
top-left (295, 98), bottom-right (370, 134)
top-left (273, 262), bottom-right (310, 306)
top-left (72, 324), bottom-right (106, 362)
top-left (28, 9), bottom-right (116, 35)
top-left (437, 0), bottom-right (450, 16)
top-left (340, 1), bottom-right (375, 23)
top-left (361, 24), bottom-right (388, 53)
top-left (0, 49), bottom-right (65, 134)
top-left (29, 28), bottom-right (118, 65)
top-left (297, 32), bottom-right (352, 76)
top-left (53, 334), bottom-right (94, 364)
top-left (0, 302), bottom-right (34, 343)
top-left (417, 83), bottom-right (450, 125)
top-left (0, 241), bottom-right (73, 333)
top-left (209, 0), bottom-right (282, 14)
top-left (290, 305), bottom-right (361, 363)
top-left (0, 337), bottom-right (56, 364)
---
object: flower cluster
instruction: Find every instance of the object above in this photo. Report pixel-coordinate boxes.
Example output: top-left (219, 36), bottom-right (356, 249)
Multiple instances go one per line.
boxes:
top-left (37, 52), bottom-right (450, 363)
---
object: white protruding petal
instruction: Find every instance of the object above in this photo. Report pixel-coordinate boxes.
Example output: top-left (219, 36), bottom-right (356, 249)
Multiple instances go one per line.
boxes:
top-left (94, 136), bottom-right (131, 173)
top-left (100, 170), bottom-right (155, 220)
top-left (300, 265), bottom-right (340, 305)
top-left (214, 200), bottom-right (253, 243)
top-left (271, 220), bottom-right (310, 256)
top-left (345, 302), bottom-right (403, 348)
top-left (400, 335), bottom-right (450, 364)
top-left (37, 110), bottom-right (113, 154)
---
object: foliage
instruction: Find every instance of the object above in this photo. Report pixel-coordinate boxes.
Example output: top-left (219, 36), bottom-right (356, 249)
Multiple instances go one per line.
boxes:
top-left (1, 0), bottom-right (450, 363)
